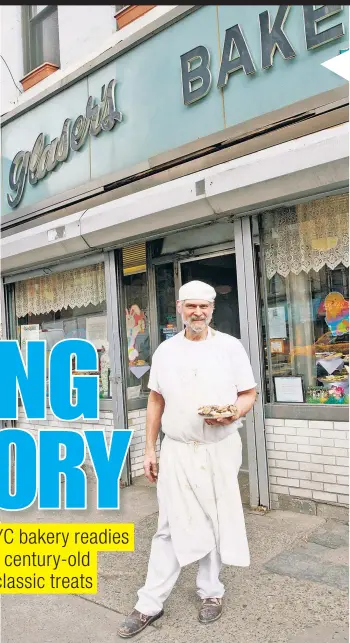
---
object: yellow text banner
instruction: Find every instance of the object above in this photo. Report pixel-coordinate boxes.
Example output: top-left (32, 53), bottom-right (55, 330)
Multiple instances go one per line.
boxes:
top-left (0, 523), bottom-right (134, 594)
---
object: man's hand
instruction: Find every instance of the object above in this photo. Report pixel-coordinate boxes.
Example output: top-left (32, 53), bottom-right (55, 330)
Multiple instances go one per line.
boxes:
top-left (205, 415), bottom-right (239, 426)
top-left (205, 389), bottom-right (257, 426)
top-left (144, 449), bottom-right (158, 483)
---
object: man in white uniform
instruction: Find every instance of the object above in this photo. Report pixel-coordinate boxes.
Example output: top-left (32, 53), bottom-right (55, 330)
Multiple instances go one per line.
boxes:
top-left (118, 280), bottom-right (257, 638)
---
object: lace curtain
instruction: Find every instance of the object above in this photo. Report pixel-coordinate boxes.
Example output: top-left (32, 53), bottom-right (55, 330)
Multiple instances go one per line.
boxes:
top-left (15, 263), bottom-right (106, 317)
top-left (263, 195), bottom-right (349, 279)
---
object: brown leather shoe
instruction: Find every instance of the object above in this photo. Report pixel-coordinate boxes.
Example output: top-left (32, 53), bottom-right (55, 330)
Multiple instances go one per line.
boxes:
top-left (198, 597), bottom-right (223, 624)
top-left (117, 609), bottom-right (164, 638)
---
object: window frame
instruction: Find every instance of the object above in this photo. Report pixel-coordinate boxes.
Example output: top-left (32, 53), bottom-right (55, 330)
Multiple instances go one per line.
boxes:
top-left (22, 5), bottom-right (60, 76)
top-left (121, 244), bottom-right (151, 405)
top-left (115, 5), bottom-right (156, 30)
top-left (4, 255), bottom-right (114, 409)
top-left (258, 194), bottom-right (349, 417)
top-left (115, 5), bottom-right (129, 16)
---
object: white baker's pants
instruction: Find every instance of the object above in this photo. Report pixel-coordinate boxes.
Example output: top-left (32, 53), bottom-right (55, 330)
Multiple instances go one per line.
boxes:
top-left (135, 508), bottom-right (224, 616)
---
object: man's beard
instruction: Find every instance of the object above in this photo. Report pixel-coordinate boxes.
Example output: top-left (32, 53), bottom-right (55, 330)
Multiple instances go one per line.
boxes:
top-left (182, 315), bottom-right (211, 333)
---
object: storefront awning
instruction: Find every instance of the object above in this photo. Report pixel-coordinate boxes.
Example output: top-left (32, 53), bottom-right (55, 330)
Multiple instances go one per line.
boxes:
top-left (1, 123), bottom-right (348, 275)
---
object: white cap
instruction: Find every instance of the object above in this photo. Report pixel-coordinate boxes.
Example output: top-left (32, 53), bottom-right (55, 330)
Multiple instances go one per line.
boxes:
top-left (178, 280), bottom-right (216, 303)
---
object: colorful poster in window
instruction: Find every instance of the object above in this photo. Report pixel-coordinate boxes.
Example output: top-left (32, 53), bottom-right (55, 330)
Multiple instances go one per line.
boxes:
top-left (318, 292), bottom-right (349, 336)
top-left (162, 324), bottom-right (177, 340)
top-left (126, 305), bottom-right (146, 364)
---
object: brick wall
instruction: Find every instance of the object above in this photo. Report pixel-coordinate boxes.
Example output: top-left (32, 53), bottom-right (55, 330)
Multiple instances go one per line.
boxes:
top-left (15, 410), bottom-right (347, 505)
top-left (266, 419), bottom-right (349, 509)
top-left (16, 407), bottom-right (159, 479)
top-left (128, 409), bottom-right (161, 477)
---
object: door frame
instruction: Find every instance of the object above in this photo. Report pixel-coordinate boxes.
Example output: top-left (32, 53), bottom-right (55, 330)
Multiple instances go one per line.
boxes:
top-left (104, 249), bottom-right (132, 486)
top-left (176, 246), bottom-right (236, 334)
top-left (234, 216), bottom-right (269, 508)
top-left (149, 229), bottom-right (269, 508)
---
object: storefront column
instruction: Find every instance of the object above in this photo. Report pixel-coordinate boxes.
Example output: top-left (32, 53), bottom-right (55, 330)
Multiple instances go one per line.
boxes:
top-left (104, 250), bottom-right (131, 486)
top-left (234, 216), bottom-right (270, 509)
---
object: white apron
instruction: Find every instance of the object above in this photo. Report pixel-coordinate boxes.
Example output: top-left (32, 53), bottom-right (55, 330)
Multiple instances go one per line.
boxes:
top-left (156, 429), bottom-right (250, 568)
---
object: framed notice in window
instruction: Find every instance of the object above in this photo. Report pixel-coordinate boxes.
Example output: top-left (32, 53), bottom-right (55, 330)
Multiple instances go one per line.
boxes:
top-left (273, 376), bottom-right (305, 403)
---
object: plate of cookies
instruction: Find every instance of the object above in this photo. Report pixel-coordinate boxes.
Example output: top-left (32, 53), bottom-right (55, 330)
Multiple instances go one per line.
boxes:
top-left (198, 404), bottom-right (238, 419)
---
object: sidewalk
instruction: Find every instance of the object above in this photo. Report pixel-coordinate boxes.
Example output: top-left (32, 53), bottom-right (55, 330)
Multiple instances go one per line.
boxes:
top-left (1, 477), bottom-right (348, 643)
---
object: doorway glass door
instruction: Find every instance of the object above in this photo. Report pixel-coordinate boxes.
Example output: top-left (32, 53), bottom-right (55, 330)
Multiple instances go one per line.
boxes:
top-left (180, 252), bottom-right (240, 338)
top-left (179, 252), bottom-right (249, 502)
top-left (152, 224), bottom-right (267, 508)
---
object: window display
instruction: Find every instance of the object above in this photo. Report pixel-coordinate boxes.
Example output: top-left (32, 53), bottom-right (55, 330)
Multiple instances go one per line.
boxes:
top-left (155, 264), bottom-right (177, 344)
top-left (260, 194), bottom-right (349, 405)
top-left (13, 263), bottom-right (111, 399)
top-left (122, 244), bottom-right (151, 400)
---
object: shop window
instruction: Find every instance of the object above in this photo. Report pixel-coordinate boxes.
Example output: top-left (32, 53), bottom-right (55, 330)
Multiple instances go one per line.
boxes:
top-left (155, 264), bottom-right (177, 344)
top-left (260, 194), bottom-right (349, 405)
top-left (22, 5), bottom-right (60, 88)
top-left (13, 263), bottom-right (111, 399)
top-left (122, 243), bottom-right (151, 401)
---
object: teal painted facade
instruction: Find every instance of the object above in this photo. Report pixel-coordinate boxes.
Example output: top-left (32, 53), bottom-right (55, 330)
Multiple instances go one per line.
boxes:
top-left (1, 4), bottom-right (348, 219)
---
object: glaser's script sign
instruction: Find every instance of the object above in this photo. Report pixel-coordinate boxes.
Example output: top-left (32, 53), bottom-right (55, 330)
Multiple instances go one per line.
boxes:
top-left (7, 79), bottom-right (122, 209)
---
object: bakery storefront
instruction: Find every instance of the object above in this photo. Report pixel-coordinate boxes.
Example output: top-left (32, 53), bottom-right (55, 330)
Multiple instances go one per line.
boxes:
top-left (1, 5), bottom-right (349, 514)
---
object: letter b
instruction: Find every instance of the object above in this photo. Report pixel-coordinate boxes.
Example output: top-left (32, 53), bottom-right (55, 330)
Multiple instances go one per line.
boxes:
top-left (181, 46), bottom-right (212, 105)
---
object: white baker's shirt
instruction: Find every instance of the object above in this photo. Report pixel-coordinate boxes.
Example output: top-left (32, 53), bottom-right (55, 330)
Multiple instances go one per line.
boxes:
top-left (148, 328), bottom-right (257, 443)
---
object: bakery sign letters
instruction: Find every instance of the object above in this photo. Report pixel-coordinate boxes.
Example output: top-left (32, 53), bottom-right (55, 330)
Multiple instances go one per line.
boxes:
top-left (180, 5), bottom-right (346, 105)
top-left (7, 79), bottom-right (122, 209)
